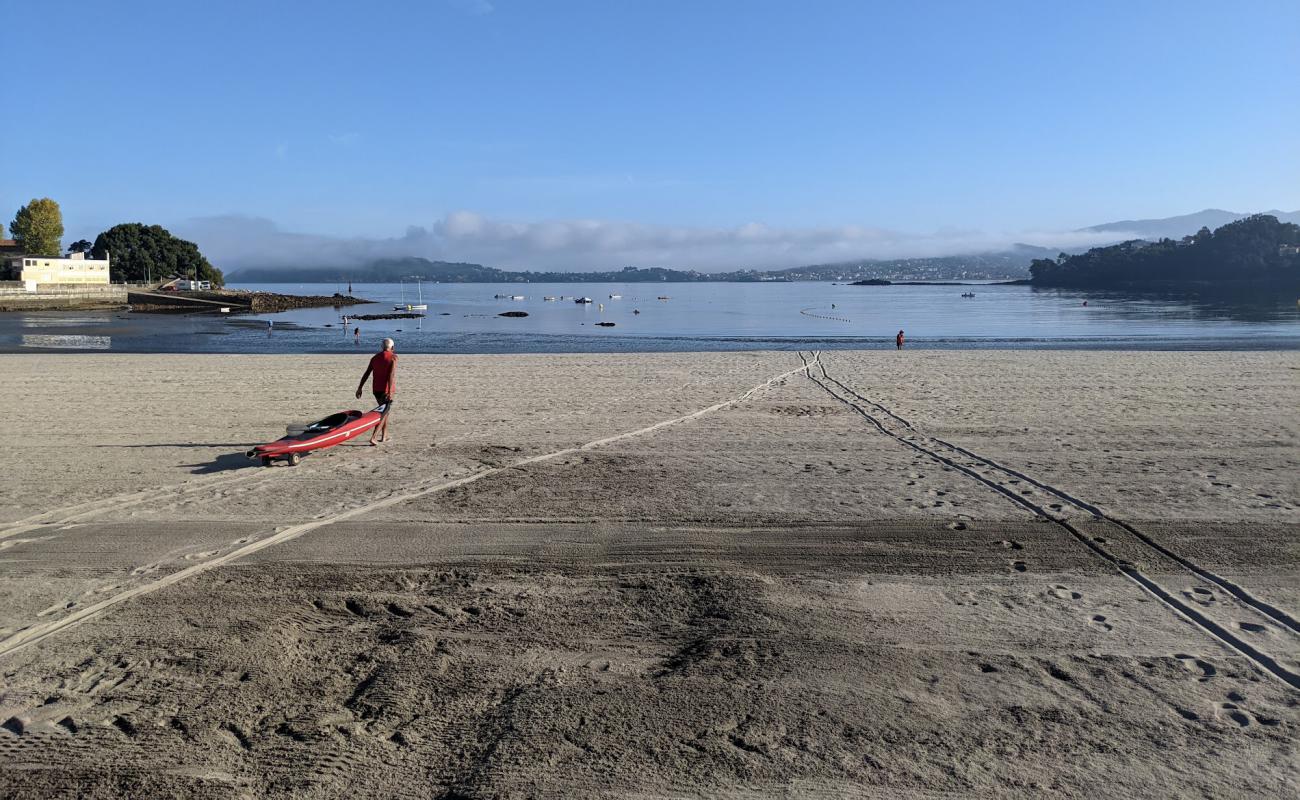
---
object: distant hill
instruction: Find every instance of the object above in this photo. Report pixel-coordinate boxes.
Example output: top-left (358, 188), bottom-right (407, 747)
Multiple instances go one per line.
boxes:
top-left (1033, 214), bottom-right (1300, 289)
top-left (229, 258), bottom-right (502, 284)
top-left (230, 247), bottom-right (1045, 284)
top-left (1081, 209), bottom-right (1300, 241)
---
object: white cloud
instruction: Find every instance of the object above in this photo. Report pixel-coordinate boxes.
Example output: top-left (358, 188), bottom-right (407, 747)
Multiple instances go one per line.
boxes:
top-left (176, 212), bottom-right (1124, 273)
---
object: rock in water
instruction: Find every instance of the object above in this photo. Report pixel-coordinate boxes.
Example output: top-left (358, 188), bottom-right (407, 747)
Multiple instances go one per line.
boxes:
top-left (499, 311), bottom-right (529, 318)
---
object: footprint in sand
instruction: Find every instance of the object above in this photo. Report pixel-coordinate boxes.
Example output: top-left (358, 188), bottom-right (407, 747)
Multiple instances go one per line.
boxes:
top-left (1238, 621), bottom-right (1269, 634)
top-left (1174, 654), bottom-right (1217, 681)
top-left (999, 539), bottom-right (1023, 550)
top-left (1219, 703), bottom-right (1252, 727)
top-left (1184, 587), bottom-right (1216, 606)
top-left (1090, 614), bottom-right (1113, 632)
top-left (1011, 561), bottom-right (1027, 573)
top-left (1049, 585), bottom-right (1082, 600)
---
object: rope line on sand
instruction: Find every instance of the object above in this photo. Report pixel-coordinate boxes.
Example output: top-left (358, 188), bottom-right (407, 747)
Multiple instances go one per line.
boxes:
top-left (0, 357), bottom-right (817, 660)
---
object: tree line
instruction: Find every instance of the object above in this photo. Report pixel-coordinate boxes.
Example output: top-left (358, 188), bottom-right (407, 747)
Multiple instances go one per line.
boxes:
top-left (1030, 214), bottom-right (1300, 288)
top-left (7, 198), bottom-right (224, 286)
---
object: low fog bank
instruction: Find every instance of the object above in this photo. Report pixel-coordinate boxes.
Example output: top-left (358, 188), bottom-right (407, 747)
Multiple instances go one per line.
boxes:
top-left (174, 212), bottom-right (1127, 273)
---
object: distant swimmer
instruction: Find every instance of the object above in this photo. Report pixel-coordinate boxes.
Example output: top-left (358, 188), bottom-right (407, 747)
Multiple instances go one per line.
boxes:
top-left (354, 326), bottom-right (360, 342)
top-left (356, 338), bottom-right (396, 445)
top-left (895, 329), bottom-right (905, 350)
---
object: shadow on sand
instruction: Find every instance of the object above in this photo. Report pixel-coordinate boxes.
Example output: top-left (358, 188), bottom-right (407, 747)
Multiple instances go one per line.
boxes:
top-left (184, 452), bottom-right (261, 474)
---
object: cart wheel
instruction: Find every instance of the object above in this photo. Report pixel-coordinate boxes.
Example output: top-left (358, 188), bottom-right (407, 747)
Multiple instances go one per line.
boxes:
top-left (288, 452), bottom-right (302, 467)
top-left (261, 456), bottom-right (272, 467)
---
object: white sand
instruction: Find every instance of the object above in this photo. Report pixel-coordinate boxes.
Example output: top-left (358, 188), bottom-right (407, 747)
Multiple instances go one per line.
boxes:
top-left (1, 350), bottom-right (1297, 797)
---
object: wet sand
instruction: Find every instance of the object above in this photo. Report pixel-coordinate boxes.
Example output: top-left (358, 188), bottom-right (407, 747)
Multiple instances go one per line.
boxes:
top-left (1, 351), bottom-right (1297, 797)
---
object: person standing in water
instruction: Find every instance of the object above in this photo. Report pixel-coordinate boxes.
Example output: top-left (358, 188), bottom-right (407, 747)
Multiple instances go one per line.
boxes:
top-left (895, 329), bottom-right (905, 350)
top-left (356, 338), bottom-right (396, 445)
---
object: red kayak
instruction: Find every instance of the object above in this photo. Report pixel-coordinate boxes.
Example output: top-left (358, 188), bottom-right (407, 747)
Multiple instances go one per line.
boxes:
top-left (247, 404), bottom-right (387, 466)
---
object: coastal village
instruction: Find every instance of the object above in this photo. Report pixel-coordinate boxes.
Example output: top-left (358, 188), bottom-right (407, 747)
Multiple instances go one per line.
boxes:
top-left (0, 198), bottom-right (361, 314)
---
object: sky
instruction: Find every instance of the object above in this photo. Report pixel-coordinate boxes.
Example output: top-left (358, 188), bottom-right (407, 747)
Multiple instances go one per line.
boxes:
top-left (3, 0), bottom-right (1298, 271)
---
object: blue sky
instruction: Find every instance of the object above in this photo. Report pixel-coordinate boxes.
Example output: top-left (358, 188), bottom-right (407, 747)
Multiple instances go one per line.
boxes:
top-left (4, 0), bottom-right (1297, 270)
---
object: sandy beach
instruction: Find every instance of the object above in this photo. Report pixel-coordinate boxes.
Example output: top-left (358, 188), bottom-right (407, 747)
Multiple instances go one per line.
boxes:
top-left (1, 350), bottom-right (1297, 798)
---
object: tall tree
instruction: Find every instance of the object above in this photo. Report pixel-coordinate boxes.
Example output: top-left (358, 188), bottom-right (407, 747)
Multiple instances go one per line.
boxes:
top-left (10, 198), bottom-right (64, 256)
top-left (91, 223), bottom-right (224, 286)
top-left (67, 239), bottom-right (94, 254)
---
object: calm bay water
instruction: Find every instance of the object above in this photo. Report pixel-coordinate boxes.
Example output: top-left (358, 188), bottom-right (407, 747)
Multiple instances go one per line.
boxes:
top-left (3, 281), bottom-right (1299, 353)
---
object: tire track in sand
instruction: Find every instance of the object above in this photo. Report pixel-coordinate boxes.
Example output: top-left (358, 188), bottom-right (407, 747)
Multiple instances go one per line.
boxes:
top-left (814, 362), bottom-right (1300, 637)
top-left (800, 352), bottom-right (1300, 691)
top-left (0, 357), bottom-right (815, 659)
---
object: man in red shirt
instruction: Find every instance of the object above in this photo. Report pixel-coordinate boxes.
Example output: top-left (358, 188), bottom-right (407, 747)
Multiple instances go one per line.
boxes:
top-left (356, 338), bottom-right (397, 445)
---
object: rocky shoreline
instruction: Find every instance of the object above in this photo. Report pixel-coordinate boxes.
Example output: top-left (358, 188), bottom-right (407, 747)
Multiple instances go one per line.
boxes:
top-left (127, 289), bottom-right (369, 314)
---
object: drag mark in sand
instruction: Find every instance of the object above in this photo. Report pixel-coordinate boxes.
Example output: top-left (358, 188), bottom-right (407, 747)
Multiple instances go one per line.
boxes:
top-left (0, 469), bottom-right (277, 541)
top-left (801, 352), bottom-right (1300, 691)
top-left (0, 358), bottom-right (817, 660)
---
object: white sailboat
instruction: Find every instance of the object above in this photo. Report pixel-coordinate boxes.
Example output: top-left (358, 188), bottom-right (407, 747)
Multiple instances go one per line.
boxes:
top-left (393, 280), bottom-right (408, 311)
top-left (408, 279), bottom-right (428, 311)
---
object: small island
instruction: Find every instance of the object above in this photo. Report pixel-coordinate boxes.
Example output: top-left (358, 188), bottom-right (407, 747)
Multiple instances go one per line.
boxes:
top-left (1029, 214), bottom-right (1300, 289)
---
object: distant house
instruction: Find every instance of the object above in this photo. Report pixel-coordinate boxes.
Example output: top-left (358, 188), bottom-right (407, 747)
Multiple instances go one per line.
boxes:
top-left (0, 239), bottom-right (22, 258)
top-left (1280, 244), bottom-right (1300, 256)
top-left (3, 251), bottom-right (111, 285)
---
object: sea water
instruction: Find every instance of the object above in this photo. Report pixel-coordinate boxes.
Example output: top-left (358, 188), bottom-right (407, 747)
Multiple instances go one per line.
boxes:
top-left (2, 282), bottom-right (1298, 353)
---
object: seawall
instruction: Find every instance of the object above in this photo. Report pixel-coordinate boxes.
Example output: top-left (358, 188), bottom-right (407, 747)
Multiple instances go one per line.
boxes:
top-left (0, 282), bottom-right (128, 311)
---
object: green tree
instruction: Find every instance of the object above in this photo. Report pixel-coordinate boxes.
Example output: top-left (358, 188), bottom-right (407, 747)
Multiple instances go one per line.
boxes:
top-left (91, 223), bottom-right (224, 286)
top-left (67, 239), bottom-right (94, 254)
top-left (10, 198), bottom-right (64, 256)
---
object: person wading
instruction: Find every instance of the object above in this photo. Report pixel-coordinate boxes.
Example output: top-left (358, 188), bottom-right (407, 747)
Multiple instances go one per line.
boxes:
top-left (356, 338), bottom-right (397, 445)
top-left (895, 329), bottom-right (905, 350)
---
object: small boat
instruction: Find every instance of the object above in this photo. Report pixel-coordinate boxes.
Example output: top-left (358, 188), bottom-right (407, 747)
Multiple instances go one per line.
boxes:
top-left (608, 294), bottom-right (622, 299)
top-left (247, 405), bottom-right (388, 466)
top-left (408, 280), bottom-right (428, 311)
top-left (657, 296), bottom-right (670, 300)
top-left (510, 295), bottom-right (525, 300)
top-left (576, 297), bottom-right (593, 304)
top-left (960, 292), bottom-right (976, 298)
top-left (219, 307), bottom-right (231, 313)
top-left (543, 296), bottom-right (558, 301)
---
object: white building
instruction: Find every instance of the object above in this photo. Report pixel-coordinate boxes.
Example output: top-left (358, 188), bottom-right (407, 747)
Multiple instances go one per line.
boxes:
top-left (5, 251), bottom-right (111, 285)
